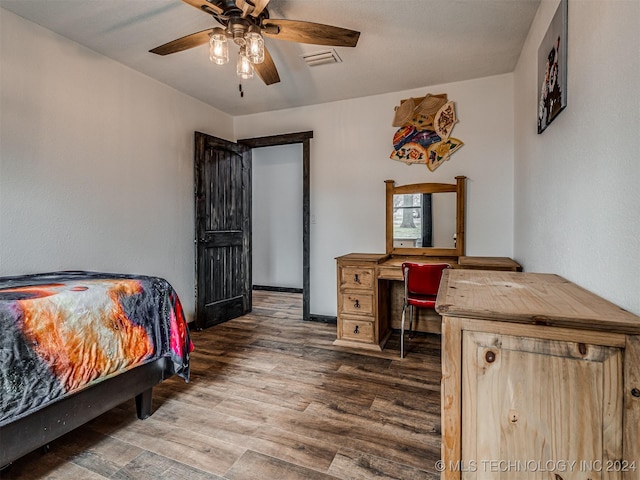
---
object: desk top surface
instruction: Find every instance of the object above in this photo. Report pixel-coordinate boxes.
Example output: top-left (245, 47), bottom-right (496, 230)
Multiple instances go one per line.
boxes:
top-left (436, 269), bottom-right (640, 334)
top-left (337, 253), bottom-right (522, 281)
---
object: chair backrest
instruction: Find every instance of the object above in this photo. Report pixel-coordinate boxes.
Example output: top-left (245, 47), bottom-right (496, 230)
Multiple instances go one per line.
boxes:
top-left (402, 262), bottom-right (450, 296)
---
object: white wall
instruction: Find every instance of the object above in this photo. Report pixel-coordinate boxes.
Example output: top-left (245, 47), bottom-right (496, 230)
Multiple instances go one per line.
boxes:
top-left (514, 0), bottom-right (640, 315)
top-left (252, 144), bottom-right (303, 289)
top-left (235, 74), bottom-right (515, 316)
top-left (0, 10), bottom-right (234, 320)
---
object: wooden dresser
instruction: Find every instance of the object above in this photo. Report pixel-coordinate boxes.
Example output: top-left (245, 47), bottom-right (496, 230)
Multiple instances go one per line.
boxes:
top-left (437, 269), bottom-right (640, 480)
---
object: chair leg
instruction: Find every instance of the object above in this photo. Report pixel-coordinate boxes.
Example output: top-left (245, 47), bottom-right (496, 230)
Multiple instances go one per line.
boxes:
top-left (409, 305), bottom-right (414, 339)
top-left (401, 304), bottom-right (407, 359)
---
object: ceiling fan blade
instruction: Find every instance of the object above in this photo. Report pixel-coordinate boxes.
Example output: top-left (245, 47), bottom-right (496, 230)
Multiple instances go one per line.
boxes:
top-left (250, 0), bottom-right (270, 17)
top-left (235, 0), bottom-right (251, 17)
top-left (181, 0), bottom-right (224, 15)
top-left (236, 0), bottom-right (270, 18)
top-left (262, 19), bottom-right (360, 47)
top-left (149, 29), bottom-right (213, 55)
top-left (254, 46), bottom-right (280, 85)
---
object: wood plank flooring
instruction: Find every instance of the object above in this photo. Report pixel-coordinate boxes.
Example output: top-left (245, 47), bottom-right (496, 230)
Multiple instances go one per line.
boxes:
top-left (1, 291), bottom-right (442, 479)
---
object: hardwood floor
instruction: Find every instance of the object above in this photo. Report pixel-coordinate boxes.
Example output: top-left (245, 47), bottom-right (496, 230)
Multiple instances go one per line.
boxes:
top-left (2, 291), bottom-right (442, 479)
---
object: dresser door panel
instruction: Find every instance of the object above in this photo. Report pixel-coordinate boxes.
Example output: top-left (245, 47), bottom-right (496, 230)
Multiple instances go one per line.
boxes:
top-left (462, 331), bottom-right (623, 480)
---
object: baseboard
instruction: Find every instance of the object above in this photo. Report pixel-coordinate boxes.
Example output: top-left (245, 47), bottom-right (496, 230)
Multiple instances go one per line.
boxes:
top-left (307, 314), bottom-right (337, 324)
top-left (253, 285), bottom-right (303, 294)
top-left (191, 290), bottom-right (335, 326)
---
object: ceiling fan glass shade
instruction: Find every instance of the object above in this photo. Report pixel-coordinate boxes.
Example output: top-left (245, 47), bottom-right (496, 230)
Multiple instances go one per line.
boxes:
top-left (245, 27), bottom-right (264, 64)
top-left (237, 47), bottom-right (254, 79)
top-left (209, 28), bottom-right (229, 65)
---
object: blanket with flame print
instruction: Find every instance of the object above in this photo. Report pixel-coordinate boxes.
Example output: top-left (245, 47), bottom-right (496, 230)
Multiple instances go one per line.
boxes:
top-left (0, 271), bottom-right (192, 425)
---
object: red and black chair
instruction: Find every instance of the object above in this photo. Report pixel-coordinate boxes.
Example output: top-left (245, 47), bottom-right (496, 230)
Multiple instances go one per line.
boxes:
top-left (400, 262), bottom-right (450, 358)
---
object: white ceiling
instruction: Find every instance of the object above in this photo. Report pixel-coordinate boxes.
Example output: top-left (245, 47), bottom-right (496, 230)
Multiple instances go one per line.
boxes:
top-left (0, 0), bottom-right (541, 116)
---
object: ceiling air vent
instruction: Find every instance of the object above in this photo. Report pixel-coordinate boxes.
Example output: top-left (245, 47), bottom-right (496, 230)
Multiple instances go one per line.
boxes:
top-left (301, 48), bottom-right (342, 67)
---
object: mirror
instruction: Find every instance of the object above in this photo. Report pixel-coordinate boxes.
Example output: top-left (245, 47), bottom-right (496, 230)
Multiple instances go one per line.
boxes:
top-left (392, 192), bottom-right (456, 248)
top-left (385, 176), bottom-right (466, 256)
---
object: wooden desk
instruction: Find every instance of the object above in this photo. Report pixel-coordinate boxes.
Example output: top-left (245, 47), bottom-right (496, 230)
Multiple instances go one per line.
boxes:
top-left (334, 253), bottom-right (522, 350)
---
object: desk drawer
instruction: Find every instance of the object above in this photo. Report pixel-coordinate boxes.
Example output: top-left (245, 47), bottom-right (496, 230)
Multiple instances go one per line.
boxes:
top-left (340, 267), bottom-right (375, 290)
top-left (377, 265), bottom-right (404, 281)
top-left (340, 292), bottom-right (374, 316)
top-left (339, 316), bottom-right (375, 343)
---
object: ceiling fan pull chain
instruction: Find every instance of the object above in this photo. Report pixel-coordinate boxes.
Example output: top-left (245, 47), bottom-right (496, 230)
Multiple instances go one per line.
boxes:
top-left (239, 83), bottom-right (244, 98)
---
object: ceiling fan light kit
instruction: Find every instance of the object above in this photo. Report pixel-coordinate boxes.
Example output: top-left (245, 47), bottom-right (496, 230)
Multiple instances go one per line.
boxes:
top-left (150, 0), bottom-right (361, 86)
top-left (237, 46), bottom-right (254, 79)
top-left (245, 25), bottom-right (265, 64)
top-left (209, 28), bottom-right (229, 64)
top-left (209, 19), bottom-right (264, 78)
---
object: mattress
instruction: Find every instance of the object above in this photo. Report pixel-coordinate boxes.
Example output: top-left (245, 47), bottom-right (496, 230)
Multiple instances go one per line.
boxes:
top-left (0, 271), bottom-right (192, 425)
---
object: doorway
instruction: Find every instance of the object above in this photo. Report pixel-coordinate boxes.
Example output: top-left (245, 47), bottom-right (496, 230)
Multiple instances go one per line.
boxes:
top-left (239, 131), bottom-right (312, 321)
top-left (194, 131), bottom-right (312, 327)
top-left (252, 144), bottom-right (304, 293)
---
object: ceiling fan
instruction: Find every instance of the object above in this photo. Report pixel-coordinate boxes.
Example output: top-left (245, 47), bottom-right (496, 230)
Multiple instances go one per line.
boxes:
top-left (149, 0), bottom-right (360, 85)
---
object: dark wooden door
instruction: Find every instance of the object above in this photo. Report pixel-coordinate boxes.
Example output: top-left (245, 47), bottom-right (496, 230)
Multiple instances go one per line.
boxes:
top-left (194, 132), bottom-right (251, 329)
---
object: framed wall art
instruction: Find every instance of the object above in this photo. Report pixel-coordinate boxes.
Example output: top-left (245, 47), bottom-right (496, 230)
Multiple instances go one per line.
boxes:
top-left (537, 0), bottom-right (568, 133)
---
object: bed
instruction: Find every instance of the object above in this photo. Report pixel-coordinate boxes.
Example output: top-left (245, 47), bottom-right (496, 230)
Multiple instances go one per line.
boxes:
top-left (0, 271), bottom-right (192, 467)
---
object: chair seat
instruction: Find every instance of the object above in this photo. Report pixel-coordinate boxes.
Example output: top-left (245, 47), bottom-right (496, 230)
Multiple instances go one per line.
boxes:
top-left (407, 295), bottom-right (437, 308)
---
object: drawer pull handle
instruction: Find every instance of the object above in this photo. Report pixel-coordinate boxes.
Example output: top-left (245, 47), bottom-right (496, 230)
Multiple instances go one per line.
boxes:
top-left (578, 343), bottom-right (587, 355)
top-left (632, 388), bottom-right (640, 398)
top-left (485, 350), bottom-right (496, 363)
top-left (354, 325), bottom-right (359, 334)
top-left (354, 274), bottom-right (360, 284)
top-left (354, 299), bottom-right (360, 309)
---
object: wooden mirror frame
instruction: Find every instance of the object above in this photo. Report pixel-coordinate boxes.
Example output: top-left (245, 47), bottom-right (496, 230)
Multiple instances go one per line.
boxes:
top-left (385, 176), bottom-right (466, 257)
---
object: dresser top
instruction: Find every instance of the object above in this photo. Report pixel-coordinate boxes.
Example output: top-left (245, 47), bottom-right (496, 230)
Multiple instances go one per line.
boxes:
top-left (457, 256), bottom-right (522, 271)
top-left (436, 269), bottom-right (640, 335)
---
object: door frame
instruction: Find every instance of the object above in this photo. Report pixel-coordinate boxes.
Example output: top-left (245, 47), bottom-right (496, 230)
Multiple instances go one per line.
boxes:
top-left (238, 131), bottom-right (313, 321)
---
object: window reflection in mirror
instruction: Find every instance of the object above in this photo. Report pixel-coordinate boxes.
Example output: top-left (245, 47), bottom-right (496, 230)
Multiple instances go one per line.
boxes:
top-left (393, 192), bottom-right (456, 249)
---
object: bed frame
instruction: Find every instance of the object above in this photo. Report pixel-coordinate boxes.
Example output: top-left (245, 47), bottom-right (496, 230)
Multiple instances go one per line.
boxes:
top-left (0, 357), bottom-right (173, 467)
